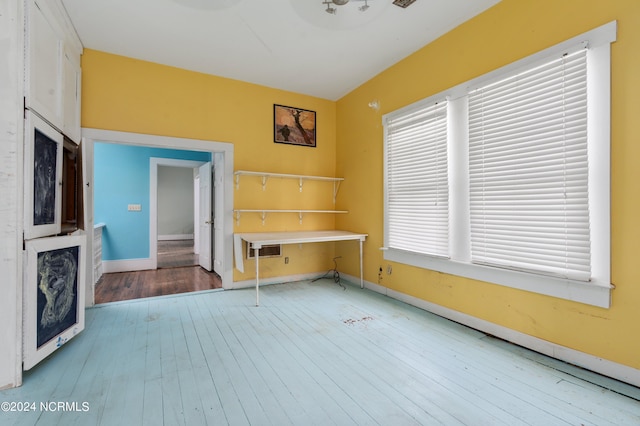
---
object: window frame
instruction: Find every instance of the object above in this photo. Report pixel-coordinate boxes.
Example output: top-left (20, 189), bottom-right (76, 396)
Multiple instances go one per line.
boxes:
top-left (384, 100), bottom-right (450, 258)
top-left (382, 21), bottom-right (615, 308)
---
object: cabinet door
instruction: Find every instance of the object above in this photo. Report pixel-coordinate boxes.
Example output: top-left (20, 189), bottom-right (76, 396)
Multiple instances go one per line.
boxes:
top-left (25, 0), bottom-right (63, 130)
top-left (23, 234), bottom-right (86, 370)
top-left (24, 111), bottom-right (63, 240)
top-left (62, 44), bottom-right (81, 143)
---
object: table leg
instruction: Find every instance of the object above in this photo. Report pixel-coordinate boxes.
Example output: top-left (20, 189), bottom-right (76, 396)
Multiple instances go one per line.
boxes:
top-left (255, 247), bottom-right (260, 306)
top-left (359, 239), bottom-right (364, 289)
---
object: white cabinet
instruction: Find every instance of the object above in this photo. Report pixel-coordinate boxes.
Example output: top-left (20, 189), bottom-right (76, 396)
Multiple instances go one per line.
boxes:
top-left (25, 0), bottom-right (82, 142)
top-left (62, 43), bottom-right (82, 143)
top-left (25, 0), bottom-right (63, 129)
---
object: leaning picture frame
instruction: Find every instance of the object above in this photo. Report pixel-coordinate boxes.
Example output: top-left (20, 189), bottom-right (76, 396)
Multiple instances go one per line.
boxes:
top-left (274, 104), bottom-right (316, 147)
top-left (24, 111), bottom-right (64, 240)
top-left (23, 234), bottom-right (86, 370)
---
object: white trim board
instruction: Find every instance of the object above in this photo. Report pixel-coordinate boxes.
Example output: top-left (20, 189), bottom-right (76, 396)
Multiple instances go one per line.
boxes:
top-left (2, 0), bottom-right (25, 391)
top-left (233, 272), bottom-right (324, 290)
top-left (158, 234), bottom-right (194, 241)
top-left (102, 258), bottom-right (155, 274)
top-left (340, 272), bottom-right (640, 389)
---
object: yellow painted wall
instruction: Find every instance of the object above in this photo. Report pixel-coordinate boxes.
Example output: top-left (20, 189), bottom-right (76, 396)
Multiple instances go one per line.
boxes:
top-left (82, 0), bottom-right (640, 370)
top-left (81, 49), bottom-right (339, 281)
top-left (336, 0), bottom-right (640, 369)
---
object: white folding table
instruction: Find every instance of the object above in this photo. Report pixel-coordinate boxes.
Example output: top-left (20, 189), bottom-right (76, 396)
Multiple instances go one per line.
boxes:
top-left (234, 230), bottom-right (368, 306)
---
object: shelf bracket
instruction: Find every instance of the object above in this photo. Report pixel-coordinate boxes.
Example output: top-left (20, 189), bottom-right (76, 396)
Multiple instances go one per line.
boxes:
top-left (261, 211), bottom-right (267, 225)
top-left (299, 177), bottom-right (304, 192)
top-left (298, 211), bottom-right (304, 224)
top-left (235, 174), bottom-right (241, 190)
top-left (261, 175), bottom-right (269, 191)
top-left (235, 210), bottom-right (241, 226)
top-left (333, 181), bottom-right (341, 204)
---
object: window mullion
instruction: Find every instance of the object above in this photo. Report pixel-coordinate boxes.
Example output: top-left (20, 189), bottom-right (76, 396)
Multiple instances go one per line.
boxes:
top-left (448, 96), bottom-right (470, 262)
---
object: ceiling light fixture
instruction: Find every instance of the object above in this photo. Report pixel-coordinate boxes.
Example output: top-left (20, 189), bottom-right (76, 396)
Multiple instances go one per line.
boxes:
top-left (291, 0), bottom-right (389, 30)
top-left (322, 0), bottom-right (371, 15)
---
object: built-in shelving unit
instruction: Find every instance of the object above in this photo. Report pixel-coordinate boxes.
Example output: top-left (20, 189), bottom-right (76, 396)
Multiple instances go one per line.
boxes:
top-left (233, 170), bottom-right (347, 225)
top-left (234, 209), bottom-right (348, 225)
top-left (234, 170), bottom-right (344, 201)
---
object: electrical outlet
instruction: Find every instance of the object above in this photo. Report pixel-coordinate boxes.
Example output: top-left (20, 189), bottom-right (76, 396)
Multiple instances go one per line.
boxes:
top-left (128, 204), bottom-right (142, 212)
top-left (387, 265), bottom-right (393, 275)
top-left (285, 257), bottom-right (289, 264)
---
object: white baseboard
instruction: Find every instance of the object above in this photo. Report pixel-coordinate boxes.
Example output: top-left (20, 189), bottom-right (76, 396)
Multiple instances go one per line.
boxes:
top-left (341, 272), bottom-right (640, 388)
top-left (231, 272), bottom-right (322, 290)
top-left (102, 258), bottom-right (155, 273)
top-left (158, 234), bottom-right (193, 241)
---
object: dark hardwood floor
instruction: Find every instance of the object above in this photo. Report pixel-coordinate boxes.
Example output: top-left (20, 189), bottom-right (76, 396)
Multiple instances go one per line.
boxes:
top-left (95, 266), bottom-right (222, 304)
top-left (157, 239), bottom-right (198, 269)
top-left (95, 240), bottom-right (221, 304)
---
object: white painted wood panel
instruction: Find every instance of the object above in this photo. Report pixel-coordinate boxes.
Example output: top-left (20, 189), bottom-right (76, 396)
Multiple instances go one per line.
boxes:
top-left (62, 42), bottom-right (81, 143)
top-left (0, 0), bottom-right (24, 391)
top-left (25, 0), bottom-right (82, 140)
top-left (25, 0), bottom-right (63, 129)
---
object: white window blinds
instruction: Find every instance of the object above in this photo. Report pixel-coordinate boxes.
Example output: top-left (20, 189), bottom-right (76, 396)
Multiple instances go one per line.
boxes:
top-left (468, 50), bottom-right (591, 280)
top-left (385, 101), bottom-right (449, 257)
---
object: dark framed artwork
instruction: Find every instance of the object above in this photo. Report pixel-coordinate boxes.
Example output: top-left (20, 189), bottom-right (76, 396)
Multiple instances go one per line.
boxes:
top-left (274, 104), bottom-right (316, 147)
top-left (23, 234), bottom-right (86, 370)
top-left (24, 111), bottom-right (63, 240)
top-left (33, 128), bottom-right (58, 226)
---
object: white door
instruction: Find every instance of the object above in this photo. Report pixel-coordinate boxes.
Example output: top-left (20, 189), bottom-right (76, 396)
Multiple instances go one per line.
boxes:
top-left (212, 153), bottom-right (224, 276)
top-left (193, 175), bottom-right (200, 255)
top-left (198, 162), bottom-right (212, 271)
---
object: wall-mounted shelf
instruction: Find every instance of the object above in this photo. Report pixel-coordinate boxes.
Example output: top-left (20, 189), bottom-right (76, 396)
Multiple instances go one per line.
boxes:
top-left (234, 170), bottom-right (344, 203)
top-left (234, 209), bottom-right (348, 226)
top-left (234, 170), bottom-right (347, 225)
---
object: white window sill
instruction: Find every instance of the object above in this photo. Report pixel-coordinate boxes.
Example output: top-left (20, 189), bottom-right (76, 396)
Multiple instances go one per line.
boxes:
top-left (383, 248), bottom-right (611, 308)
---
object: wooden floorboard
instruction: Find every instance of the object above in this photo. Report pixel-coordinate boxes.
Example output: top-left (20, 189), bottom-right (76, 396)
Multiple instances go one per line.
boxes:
top-left (2, 279), bottom-right (639, 425)
top-left (95, 265), bottom-right (222, 304)
top-left (157, 239), bottom-right (198, 269)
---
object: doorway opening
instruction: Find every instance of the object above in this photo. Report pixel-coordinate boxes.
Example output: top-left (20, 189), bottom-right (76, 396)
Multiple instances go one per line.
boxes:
top-left (156, 163), bottom-right (200, 269)
top-left (82, 129), bottom-right (234, 307)
top-left (157, 240), bottom-right (198, 269)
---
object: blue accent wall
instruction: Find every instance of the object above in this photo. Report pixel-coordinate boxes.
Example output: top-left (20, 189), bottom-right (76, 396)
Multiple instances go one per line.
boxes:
top-left (94, 143), bottom-right (211, 261)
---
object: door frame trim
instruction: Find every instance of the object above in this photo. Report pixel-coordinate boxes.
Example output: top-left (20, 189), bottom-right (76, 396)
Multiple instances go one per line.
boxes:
top-left (150, 158), bottom-right (206, 270)
top-left (82, 128), bottom-right (234, 305)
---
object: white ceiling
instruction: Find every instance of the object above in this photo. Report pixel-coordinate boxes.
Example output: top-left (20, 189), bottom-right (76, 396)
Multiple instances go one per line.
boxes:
top-left (61, 0), bottom-right (500, 101)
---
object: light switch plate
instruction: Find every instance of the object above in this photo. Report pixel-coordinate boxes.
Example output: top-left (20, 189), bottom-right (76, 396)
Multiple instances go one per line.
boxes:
top-left (128, 204), bottom-right (142, 212)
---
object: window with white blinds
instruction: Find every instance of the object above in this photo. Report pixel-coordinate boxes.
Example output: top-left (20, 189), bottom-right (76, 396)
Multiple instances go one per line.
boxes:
top-left (468, 50), bottom-right (591, 280)
top-left (385, 101), bottom-right (449, 257)
top-left (382, 21), bottom-right (614, 307)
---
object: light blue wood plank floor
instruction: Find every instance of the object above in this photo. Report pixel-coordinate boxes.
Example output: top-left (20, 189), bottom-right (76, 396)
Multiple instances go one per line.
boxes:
top-left (1, 280), bottom-right (639, 425)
